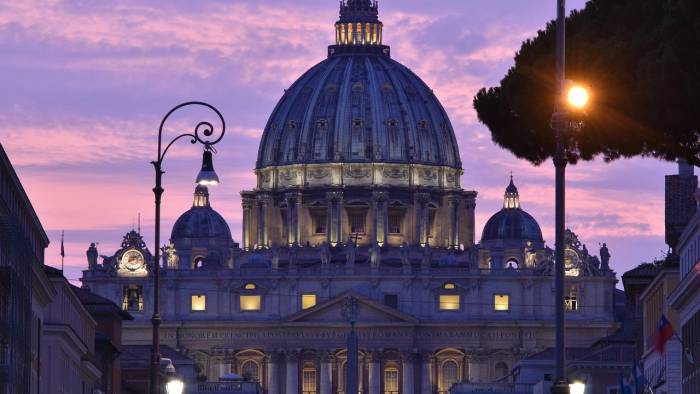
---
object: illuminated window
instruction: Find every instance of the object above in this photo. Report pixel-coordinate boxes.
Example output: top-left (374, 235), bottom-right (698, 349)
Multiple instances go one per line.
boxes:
top-left (384, 366), bottom-right (399, 394)
top-left (244, 283), bottom-right (257, 290)
top-left (240, 295), bottom-right (261, 311)
top-left (302, 294), bottom-right (317, 310)
top-left (439, 295), bottom-right (460, 311)
top-left (340, 24), bottom-right (346, 44)
top-left (191, 295), bottom-right (206, 311)
top-left (357, 23), bottom-right (362, 44)
top-left (347, 23), bottom-right (353, 44)
top-left (302, 363), bottom-right (317, 394)
top-left (443, 282), bottom-right (456, 289)
top-left (494, 294), bottom-right (510, 311)
top-left (241, 360), bottom-right (259, 381)
top-left (565, 286), bottom-right (578, 311)
top-left (441, 360), bottom-right (459, 392)
top-left (365, 23), bottom-right (371, 44)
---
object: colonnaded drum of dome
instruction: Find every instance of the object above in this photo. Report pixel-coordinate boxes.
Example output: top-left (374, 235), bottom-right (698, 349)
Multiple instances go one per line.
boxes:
top-left (82, 1), bottom-right (618, 393)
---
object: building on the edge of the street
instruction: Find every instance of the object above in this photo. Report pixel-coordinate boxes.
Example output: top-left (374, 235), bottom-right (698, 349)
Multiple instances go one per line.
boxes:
top-left (42, 265), bottom-right (103, 393)
top-left (669, 166), bottom-right (700, 394)
top-left (73, 283), bottom-right (134, 394)
top-left (640, 259), bottom-right (681, 394)
top-left (0, 143), bottom-right (54, 394)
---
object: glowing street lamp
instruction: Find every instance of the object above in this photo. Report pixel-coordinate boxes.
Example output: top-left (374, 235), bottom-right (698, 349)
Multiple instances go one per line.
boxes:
top-left (569, 381), bottom-right (586, 394)
top-left (196, 148), bottom-right (220, 186)
top-left (565, 83), bottom-right (590, 110)
top-left (165, 378), bottom-right (185, 394)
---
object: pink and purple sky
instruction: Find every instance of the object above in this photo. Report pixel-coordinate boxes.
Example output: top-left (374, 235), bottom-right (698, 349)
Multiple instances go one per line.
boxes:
top-left (1, 0), bottom-right (676, 283)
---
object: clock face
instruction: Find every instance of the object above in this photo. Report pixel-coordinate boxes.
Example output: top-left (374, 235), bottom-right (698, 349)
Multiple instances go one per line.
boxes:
top-left (564, 248), bottom-right (580, 276)
top-left (121, 249), bottom-right (145, 271)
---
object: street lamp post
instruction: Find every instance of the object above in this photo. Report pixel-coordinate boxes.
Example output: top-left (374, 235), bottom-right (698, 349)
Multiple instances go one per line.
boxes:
top-left (150, 102), bottom-right (225, 394)
top-left (551, 2), bottom-right (589, 393)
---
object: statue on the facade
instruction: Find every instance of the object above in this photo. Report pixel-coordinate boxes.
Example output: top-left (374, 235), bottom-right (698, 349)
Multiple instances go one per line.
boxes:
top-left (524, 242), bottom-right (537, 268)
top-left (421, 244), bottom-right (432, 272)
top-left (271, 244), bottom-right (280, 271)
top-left (320, 241), bottom-right (332, 266)
top-left (400, 242), bottom-right (411, 270)
top-left (345, 237), bottom-right (356, 268)
top-left (534, 254), bottom-right (554, 276)
top-left (100, 254), bottom-right (116, 274)
top-left (86, 243), bottom-right (98, 269)
top-left (163, 243), bottom-right (179, 269)
top-left (599, 243), bottom-right (610, 271)
top-left (370, 241), bottom-right (381, 268)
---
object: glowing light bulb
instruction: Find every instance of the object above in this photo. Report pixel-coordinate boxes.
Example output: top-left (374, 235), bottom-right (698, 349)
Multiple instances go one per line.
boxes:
top-left (566, 85), bottom-right (590, 109)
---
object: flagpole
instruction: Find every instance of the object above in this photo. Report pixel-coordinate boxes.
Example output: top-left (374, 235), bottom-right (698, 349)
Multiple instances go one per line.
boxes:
top-left (60, 230), bottom-right (65, 273)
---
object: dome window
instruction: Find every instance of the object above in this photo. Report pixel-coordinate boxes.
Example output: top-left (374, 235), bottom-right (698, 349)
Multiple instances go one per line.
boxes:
top-left (244, 283), bottom-right (257, 290)
top-left (443, 282), bottom-right (456, 290)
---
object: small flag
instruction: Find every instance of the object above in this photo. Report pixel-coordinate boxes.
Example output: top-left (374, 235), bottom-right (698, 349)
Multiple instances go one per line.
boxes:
top-left (654, 315), bottom-right (674, 353)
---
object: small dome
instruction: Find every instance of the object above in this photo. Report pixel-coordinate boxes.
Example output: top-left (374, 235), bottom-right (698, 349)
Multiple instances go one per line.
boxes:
top-left (171, 186), bottom-right (231, 240)
top-left (481, 209), bottom-right (543, 242)
top-left (481, 177), bottom-right (543, 242)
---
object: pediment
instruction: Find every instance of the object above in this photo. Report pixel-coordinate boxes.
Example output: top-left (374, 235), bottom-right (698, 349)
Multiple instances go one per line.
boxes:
top-left (286, 291), bottom-right (418, 324)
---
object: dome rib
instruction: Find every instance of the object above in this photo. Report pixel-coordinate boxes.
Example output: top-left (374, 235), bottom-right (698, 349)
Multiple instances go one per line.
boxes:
top-left (333, 56), bottom-right (355, 162)
top-left (377, 56), bottom-right (417, 161)
top-left (364, 56), bottom-right (385, 161)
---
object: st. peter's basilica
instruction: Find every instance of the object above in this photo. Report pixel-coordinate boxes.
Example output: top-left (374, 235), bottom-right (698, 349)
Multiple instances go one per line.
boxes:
top-left (82, 1), bottom-right (619, 393)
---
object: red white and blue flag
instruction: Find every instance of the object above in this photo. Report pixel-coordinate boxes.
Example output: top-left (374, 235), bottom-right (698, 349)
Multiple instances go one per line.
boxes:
top-left (654, 314), bottom-right (674, 353)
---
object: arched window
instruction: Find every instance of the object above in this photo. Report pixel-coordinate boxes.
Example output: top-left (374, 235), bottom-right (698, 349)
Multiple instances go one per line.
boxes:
top-left (193, 256), bottom-right (205, 269)
top-left (384, 365), bottom-right (399, 394)
top-left (506, 258), bottom-right (519, 270)
top-left (495, 362), bottom-right (509, 379)
top-left (441, 360), bottom-right (459, 392)
top-left (244, 283), bottom-right (257, 290)
top-left (302, 362), bottom-right (317, 394)
top-left (240, 360), bottom-right (259, 382)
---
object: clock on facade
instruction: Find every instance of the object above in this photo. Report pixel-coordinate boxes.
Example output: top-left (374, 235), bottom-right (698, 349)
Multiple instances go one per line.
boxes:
top-left (564, 248), bottom-right (580, 277)
top-left (121, 249), bottom-right (145, 271)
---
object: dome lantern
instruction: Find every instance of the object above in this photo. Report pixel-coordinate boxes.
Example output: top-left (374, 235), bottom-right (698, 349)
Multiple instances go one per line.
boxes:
top-left (334, 0), bottom-right (384, 48)
top-left (504, 175), bottom-right (520, 209)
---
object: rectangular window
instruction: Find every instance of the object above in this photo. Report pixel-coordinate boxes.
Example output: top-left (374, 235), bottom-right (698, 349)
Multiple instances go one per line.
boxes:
top-left (349, 211), bottom-right (366, 234)
top-left (191, 295), bottom-right (206, 311)
top-left (302, 368), bottom-right (317, 394)
top-left (302, 294), bottom-right (317, 310)
top-left (566, 286), bottom-right (578, 311)
top-left (388, 212), bottom-right (402, 234)
top-left (384, 294), bottom-right (398, 309)
top-left (240, 295), bottom-right (261, 311)
top-left (384, 368), bottom-right (399, 394)
top-left (313, 211), bottom-right (327, 234)
top-left (439, 295), bottom-right (460, 311)
top-left (494, 294), bottom-right (510, 311)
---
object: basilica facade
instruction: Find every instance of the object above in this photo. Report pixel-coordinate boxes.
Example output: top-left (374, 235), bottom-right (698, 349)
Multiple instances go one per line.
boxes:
top-left (82, 1), bottom-right (619, 393)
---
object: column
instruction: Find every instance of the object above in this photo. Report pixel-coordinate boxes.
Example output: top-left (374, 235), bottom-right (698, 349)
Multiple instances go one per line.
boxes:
top-left (319, 351), bottom-right (332, 394)
top-left (267, 352), bottom-right (281, 394)
top-left (285, 192), bottom-right (296, 246)
top-left (296, 193), bottom-right (303, 246)
top-left (447, 195), bottom-right (459, 249)
top-left (414, 192), bottom-right (430, 246)
top-left (368, 351), bottom-right (381, 394)
top-left (420, 352), bottom-right (433, 394)
top-left (242, 196), bottom-right (253, 250)
top-left (372, 191), bottom-right (387, 246)
top-left (336, 192), bottom-right (344, 245)
top-left (256, 194), bottom-right (270, 248)
top-left (401, 351), bottom-right (415, 394)
top-left (326, 192), bottom-right (340, 245)
top-left (285, 351), bottom-right (299, 394)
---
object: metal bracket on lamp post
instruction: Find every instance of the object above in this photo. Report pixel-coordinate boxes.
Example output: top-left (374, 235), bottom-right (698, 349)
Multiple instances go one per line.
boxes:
top-left (149, 101), bottom-right (226, 394)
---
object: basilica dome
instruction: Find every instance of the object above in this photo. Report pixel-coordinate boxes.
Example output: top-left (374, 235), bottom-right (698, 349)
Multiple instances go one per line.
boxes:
top-left (171, 186), bottom-right (231, 240)
top-left (255, 1), bottom-right (461, 170)
top-left (481, 178), bottom-right (543, 243)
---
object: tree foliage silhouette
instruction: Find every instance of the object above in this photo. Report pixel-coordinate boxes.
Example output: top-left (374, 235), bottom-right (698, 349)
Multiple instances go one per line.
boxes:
top-left (473, 0), bottom-right (700, 165)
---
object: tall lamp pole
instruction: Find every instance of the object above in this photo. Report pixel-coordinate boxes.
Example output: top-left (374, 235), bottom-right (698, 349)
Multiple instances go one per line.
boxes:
top-left (552, 1), bottom-right (568, 392)
top-left (150, 102), bottom-right (225, 394)
top-left (550, 2), bottom-right (589, 393)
